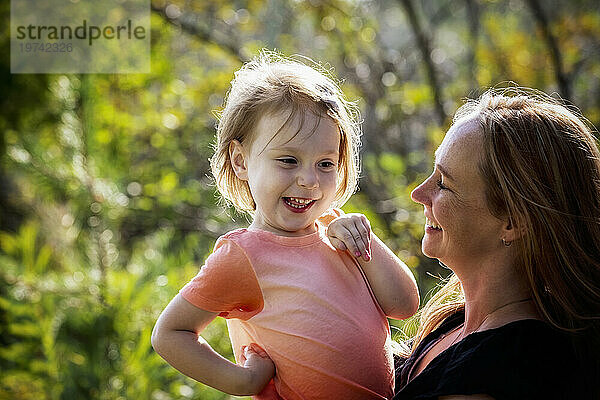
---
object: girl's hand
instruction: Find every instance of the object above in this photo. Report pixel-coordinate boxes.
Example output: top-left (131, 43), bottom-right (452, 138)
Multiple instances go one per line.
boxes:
top-left (240, 343), bottom-right (276, 395)
top-left (327, 213), bottom-right (372, 262)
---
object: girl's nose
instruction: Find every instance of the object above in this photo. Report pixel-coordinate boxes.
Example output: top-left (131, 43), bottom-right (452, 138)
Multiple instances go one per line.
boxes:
top-left (297, 168), bottom-right (318, 189)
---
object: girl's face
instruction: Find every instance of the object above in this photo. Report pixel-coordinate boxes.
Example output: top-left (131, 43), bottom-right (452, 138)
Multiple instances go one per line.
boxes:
top-left (231, 110), bottom-right (341, 236)
top-left (410, 118), bottom-right (507, 268)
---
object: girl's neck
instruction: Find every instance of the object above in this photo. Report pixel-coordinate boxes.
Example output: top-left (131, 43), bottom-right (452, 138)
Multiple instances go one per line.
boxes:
top-left (248, 219), bottom-right (318, 237)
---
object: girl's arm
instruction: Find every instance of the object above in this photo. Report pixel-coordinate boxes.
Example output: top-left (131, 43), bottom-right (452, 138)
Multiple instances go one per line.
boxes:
top-left (355, 233), bottom-right (420, 319)
top-left (327, 214), bottom-right (420, 320)
top-left (151, 294), bottom-right (275, 396)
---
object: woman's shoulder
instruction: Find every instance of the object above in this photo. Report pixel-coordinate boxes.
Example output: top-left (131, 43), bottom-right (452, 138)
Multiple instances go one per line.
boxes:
top-left (395, 315), bottom-right (593, 400)
top-left (457, 320), bottom-right (595, 398)
top-left (448, 318), bottom-right (582, 376)
top-left (471, 318), bottom-right (563, 349)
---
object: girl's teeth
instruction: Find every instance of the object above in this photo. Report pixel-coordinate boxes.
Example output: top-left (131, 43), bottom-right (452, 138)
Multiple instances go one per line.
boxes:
top-left (285, 197), bottom-right (313, 208)
top-left (291, 197), bottom-right (311, 204)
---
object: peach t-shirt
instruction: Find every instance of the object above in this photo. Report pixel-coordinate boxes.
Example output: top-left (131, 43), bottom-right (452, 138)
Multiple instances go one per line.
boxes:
top-left (180, 210), bottom-right (394, 400)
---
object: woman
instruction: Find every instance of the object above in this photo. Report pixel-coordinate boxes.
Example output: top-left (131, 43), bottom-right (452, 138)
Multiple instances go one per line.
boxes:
top-left (394, 88), bottom-right (600, 399)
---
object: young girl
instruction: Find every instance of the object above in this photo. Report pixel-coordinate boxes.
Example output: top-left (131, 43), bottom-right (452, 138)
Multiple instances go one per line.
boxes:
top-left (151, 51), bottom-right (419, 399)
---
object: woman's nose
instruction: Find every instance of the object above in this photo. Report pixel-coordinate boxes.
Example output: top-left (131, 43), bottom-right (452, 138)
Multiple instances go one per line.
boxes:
top-left (411, 179), bottom-right (430, 206)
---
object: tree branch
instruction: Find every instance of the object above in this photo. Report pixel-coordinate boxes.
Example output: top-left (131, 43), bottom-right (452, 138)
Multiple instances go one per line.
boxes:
top-left (150, 2), bottom-right (246, 62)
top-left (398, 0), bottom-right (447, 126)
top-left (464, 0), bottom-right (480, 95)
top-left (524, 0), bottom-right (571, 100)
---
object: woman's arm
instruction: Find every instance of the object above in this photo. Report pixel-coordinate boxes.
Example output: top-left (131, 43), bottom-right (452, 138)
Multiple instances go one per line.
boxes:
top-left (327, 213), bottom-right (420, 320)
top-left (151, 294), bottom-right (274, 396)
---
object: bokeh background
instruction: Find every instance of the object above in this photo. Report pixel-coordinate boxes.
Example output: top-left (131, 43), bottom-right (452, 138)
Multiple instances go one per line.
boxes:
top-left (1, 0), bottom-right (599, 399)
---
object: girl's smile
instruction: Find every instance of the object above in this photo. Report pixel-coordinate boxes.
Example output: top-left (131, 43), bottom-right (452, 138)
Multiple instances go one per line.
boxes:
top-left (282, 197), bottom-right (316, 212)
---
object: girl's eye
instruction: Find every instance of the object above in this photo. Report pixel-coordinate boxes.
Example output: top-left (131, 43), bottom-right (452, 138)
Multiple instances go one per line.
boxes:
top-left (319, 161), bottom-right (336, 169)
top-left (436, 179), bottom-right (448, 190)
top-left (277, 158), bottom-right (297, 165)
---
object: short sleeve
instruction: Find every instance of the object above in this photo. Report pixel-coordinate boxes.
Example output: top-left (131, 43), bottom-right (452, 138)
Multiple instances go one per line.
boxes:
top-left (317, 208), bottom-right (345, 227)
top-left (180, 238), bottom-right (264, 320)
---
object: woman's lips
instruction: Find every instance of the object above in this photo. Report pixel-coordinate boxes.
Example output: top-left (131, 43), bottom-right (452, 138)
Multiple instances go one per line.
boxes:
top-left (425, 217), bottom-right (442, 233)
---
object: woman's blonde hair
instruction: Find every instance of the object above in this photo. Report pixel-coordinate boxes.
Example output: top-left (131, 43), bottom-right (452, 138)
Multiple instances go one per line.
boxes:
top-left (408, 87), bottom-right (600, 356)
top-left (211, 50), bottom-right (361, 213)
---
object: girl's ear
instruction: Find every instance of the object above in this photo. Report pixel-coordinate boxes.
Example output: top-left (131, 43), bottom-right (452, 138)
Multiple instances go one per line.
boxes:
top-left (229, 140), bottom-right (249, 181)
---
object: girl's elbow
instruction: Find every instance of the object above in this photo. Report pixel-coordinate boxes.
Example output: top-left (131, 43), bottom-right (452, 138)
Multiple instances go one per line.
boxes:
top-left (150, 324), bottom-right (166, 355)
top-left (401, 280), bottom-right (421, 317)
top-left (386, 308), bottom-right (415, 321)
top-left (386, 293), bottom-right (420, 320)
top-left (405, 296), bottom-right (420, 319)
top-left (408, 286), bottom-right (421, 317)
top-left (405, 288), bottom-right (421, 317)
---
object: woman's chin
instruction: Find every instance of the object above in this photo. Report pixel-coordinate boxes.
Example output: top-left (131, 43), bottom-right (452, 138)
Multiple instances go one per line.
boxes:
top-left (421, 240), bottom-right (438, 259)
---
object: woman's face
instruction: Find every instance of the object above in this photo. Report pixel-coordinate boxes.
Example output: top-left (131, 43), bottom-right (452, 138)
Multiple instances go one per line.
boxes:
top-left (411, 118), bottom-right (507, 268)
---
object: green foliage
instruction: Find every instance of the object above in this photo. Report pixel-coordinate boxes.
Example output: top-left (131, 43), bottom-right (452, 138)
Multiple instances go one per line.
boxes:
top-left (2, 0), bottom-right (600, 399)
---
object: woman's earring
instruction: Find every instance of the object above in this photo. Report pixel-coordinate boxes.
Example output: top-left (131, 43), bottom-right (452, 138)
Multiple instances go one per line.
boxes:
top-left (502, 238), bottom-right (512, 247)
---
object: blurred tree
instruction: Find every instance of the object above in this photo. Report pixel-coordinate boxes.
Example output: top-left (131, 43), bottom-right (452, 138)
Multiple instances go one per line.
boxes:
top-left (1, 0), bottom-right (599, 399)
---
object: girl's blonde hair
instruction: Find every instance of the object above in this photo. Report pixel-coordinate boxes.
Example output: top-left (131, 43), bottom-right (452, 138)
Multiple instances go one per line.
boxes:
top-left (211, 50), bottom-right (361, 213)
top-left (407, 87), bottom-right (600, 357)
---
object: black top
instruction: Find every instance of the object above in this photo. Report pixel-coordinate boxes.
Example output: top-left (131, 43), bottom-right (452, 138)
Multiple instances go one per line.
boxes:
top-left (393, 310), bottom-right (598, 400)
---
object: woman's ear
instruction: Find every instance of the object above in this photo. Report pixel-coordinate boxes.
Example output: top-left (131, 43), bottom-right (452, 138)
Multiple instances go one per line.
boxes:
top-left (229, 140), bottom-right (249, 181)
top-left (502, 215), bottom-right (526, 243)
